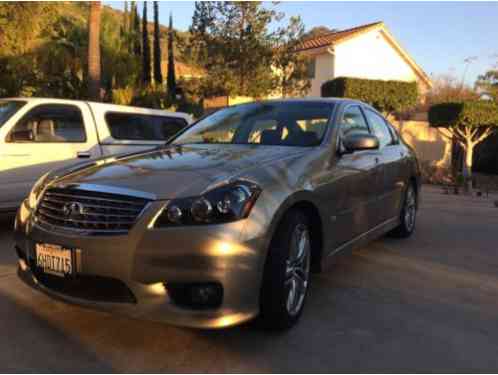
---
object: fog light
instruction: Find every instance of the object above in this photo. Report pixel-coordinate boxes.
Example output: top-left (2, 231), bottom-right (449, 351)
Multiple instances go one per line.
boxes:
top-left (166, 282), bottom-right (223, 309)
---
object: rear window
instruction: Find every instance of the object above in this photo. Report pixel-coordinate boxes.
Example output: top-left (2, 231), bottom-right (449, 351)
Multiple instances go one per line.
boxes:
top-left (105, 112), bottom-right (188, 141)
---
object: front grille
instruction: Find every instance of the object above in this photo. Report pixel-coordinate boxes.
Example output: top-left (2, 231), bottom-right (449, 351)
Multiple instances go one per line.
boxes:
top-left (35, 187), bottom-right (150, 235)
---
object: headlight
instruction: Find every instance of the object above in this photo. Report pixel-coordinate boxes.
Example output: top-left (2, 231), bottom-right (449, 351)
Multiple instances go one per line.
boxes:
top-left (27, 172), bottom-right (50, 210)
top-left (152, 180), bottom-right (261, 227)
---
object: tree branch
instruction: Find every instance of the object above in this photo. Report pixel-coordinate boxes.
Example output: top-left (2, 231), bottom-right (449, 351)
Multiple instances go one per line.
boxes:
top-left (475, 127), bottom-right (494, 145)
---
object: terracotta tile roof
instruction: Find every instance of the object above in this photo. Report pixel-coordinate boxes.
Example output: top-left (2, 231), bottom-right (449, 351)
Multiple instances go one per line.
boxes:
top-left (295, 21), bottom-right (384, 52)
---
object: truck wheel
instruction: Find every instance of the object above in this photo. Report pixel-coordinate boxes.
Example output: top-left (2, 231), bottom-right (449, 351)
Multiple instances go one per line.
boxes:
top-left (389, 183), bottom-right (417, 238)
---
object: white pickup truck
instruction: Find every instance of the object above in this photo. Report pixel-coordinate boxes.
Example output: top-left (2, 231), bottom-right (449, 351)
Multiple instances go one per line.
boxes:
top-left (0, 98), bottom-right (192, 213)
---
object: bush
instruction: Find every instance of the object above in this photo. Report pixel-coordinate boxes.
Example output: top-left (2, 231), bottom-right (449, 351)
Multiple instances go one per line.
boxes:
top-left (321, 77), bottom-right (418, 115)
top-left (428, 101), bottom-right (498, 129)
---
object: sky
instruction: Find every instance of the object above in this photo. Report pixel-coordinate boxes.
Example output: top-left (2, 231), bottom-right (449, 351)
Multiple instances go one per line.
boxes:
top-left (104, 1), bottom-right (498, 86)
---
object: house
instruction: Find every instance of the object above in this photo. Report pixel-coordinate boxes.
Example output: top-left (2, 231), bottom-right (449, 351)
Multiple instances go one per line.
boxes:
top-left (295, 21), bottom-right (432, 97)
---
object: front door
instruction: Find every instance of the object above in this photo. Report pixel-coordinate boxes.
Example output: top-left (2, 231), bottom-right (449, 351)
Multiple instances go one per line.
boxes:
top-left (0, 103), bottom-right (100, 211)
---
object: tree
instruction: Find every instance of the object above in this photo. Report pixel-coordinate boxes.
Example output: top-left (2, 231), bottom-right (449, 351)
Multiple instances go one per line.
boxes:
top-left (153, 1), bottom-right (163, 85)
top-left (301, 26), bottom-right (336, 40)
top-left (427, 74), bottom-right (479, 106)
top-left (189, 1), bottom-right (275, 98)
top-left (87, 1), bottom-right (102, 101)
top-left (167, 12), bottom-right (177, 97)
top-left (131, 1), bottom-right (141, 57)
top-left (142, 1), bottom-right (151, 85)
top-left (429, 101), bottom-right (498, 179)
top-left (272, 16), bottom-right (310, 97)
top-left (476, 68), bottom-right (498, 102)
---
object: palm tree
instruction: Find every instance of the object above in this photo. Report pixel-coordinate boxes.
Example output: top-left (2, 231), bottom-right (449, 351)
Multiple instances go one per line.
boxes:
top-left (88, 1), bottom-right (102, 100)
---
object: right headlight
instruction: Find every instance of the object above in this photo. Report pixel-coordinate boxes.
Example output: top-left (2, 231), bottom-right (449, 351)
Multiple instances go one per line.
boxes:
top-left (27, 172), bottom-right (50, 210)
top-left (151, 180), bottom-right (261, 227)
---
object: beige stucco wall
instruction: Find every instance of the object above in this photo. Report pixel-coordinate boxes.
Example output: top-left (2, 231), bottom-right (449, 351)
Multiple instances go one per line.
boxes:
top-left (309, 53), bottom-right (335, 97)
top-left (392, 120), bottom-right (452, 168)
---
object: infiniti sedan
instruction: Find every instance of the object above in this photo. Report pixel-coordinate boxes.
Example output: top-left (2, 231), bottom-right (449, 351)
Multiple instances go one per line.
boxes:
top-left (14, 99), bottom-right (420, 329)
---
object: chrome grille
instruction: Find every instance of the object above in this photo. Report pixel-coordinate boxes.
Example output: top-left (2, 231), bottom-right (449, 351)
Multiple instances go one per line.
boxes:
top-left (35, 187), bottom-right (150, 235)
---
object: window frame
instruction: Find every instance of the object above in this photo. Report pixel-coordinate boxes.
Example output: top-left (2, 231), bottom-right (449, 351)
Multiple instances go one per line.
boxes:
top-left (104, 111), bottom-right (189, 142)
top-left (6, 103), bottom-right (88, 144)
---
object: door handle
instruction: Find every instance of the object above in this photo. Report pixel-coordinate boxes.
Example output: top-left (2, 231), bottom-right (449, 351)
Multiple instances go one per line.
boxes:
top-left (77, 151), bottom-right (91, 159)
top-left (375, 157), bottom-right (380, 164)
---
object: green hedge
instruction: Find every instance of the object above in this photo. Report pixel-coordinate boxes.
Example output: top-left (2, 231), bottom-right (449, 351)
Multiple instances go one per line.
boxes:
top-left (321, 77), bottom-right (418, 114)
top-left (428, 101), bottom-right (498, 129)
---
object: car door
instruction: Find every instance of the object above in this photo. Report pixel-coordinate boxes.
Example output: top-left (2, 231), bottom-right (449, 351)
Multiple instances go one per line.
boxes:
top-left (318, 104), bottom-right (382, 249)
top-left (363, 108), bottom-right (404, 223)
top-left (0, 103), bottom-right (100, 210)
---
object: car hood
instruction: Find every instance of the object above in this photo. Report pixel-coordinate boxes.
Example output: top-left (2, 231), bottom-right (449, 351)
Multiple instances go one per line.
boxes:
top-left (53, 144), bottom-right (306, 200)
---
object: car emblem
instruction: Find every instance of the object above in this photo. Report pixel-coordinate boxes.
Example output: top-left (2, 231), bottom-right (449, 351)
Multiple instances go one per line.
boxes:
top-left (63, 202), bottom-right (85, 217)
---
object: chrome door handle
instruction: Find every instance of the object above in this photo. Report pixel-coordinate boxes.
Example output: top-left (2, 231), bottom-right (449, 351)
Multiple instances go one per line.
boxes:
top-left (77, 151), bottom-right (91, 159)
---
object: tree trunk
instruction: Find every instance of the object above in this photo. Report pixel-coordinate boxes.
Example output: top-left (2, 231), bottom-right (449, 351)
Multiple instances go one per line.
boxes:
top-left (87, 1), bottom-right (102, 101)
top-left (463, 142), bottom-right (474, 193)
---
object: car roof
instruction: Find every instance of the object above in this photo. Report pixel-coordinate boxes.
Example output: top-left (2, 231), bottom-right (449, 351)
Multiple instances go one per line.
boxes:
top-left (1, 97), bottom-right (192, 119)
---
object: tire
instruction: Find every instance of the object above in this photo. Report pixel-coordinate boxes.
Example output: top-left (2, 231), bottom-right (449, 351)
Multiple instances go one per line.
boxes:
top-left (389, 182), bottom-right (417, 238)
top-left (259, 210), bottom-right (311, 330)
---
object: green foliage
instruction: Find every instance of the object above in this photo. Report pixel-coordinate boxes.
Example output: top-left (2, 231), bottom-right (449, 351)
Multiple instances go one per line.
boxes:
top-left (167, 13), bottom-right (177, 98)
top-left (272, 16), bottom-right (311, 97)
top-left (141, 2), bottom-right (151, 84)
top-left (321, 77), bottom-right (418, 115)
top-left (428, 101), bottom-right (498, 129)
top-left (476, 69), bottom-right (498, 102)
top-left (153, 2), bottom-right (163, 85)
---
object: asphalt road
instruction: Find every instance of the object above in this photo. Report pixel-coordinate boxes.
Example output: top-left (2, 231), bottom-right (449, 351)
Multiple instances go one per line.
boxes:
top-left (1, 186), bottom-right (498, 373)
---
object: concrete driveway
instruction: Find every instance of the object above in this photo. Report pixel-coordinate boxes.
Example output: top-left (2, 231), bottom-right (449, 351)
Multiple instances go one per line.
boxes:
top-left (1, 186), bottom-right (498, 373)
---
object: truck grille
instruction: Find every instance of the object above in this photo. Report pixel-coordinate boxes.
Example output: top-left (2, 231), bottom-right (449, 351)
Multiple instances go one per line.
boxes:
top-left (35, 187), bottom-right (150, 235)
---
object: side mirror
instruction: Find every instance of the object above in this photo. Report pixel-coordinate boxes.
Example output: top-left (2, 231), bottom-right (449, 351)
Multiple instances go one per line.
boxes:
top-left (9, 129), bottom-right (34, 142)
top-left (342, 133), bottom-right (379, 154)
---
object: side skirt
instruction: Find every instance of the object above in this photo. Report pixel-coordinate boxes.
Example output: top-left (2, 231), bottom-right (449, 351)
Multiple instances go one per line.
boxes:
top-left (321, 216), bottom-right (400, 270)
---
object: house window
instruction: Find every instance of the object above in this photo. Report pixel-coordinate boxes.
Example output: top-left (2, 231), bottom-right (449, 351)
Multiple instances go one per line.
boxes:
top-left (306, 58), bottom-right (316, 79)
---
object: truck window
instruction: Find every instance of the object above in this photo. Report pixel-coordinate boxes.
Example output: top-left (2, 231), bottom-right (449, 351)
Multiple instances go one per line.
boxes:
top-left (105, 113), bottom-right (188, 141)
top-left (8, 104), bottom-right (86, 143)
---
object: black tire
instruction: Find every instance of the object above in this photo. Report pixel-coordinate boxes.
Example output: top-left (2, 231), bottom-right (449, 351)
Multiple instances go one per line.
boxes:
top-left (259, 210), bottom-right (311, 330)
top-left (389, 182), bottom-right (417, 238)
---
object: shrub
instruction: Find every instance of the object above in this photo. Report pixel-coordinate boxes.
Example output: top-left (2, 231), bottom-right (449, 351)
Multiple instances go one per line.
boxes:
top-left (321, 77), bottom-right (418, 115)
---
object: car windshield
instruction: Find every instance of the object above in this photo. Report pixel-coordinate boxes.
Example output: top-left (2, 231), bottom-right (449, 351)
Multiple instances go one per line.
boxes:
top-left (172, 101), bottom-right (334, 147)
top-left (0, 100), bottom-right (26, 129)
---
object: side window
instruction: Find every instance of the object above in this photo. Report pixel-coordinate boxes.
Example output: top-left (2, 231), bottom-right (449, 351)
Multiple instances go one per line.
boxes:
top-left (9, 104), bottom-right (86, 143)
top-left (364, 109), bottom-right (394, 148)
top-left (339, 105), bottom-right (370, 138)
top-left (105, 113), bottom-right (188, 141)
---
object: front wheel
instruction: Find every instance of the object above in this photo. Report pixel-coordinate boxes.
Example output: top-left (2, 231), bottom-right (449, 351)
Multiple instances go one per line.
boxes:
top-left (259, 210), bottom-right (311, 330)
top-left (389, 183), bottom-right (417, 238)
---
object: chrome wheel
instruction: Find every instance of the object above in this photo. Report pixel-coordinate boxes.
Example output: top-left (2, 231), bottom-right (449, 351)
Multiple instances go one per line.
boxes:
top-left (285, 223), bottom-right (311, 317)
top-left (405, 186), bottom-right (417, 232)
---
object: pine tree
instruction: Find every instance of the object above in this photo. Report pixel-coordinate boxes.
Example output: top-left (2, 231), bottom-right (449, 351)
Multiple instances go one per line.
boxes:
top-left (132, 1), bottom-right (141, 57)
top-left (142, 1), bottom-right (151, 84)
top-left (153, 1), bottom-right (163, 84)
top-left (167, 12), bottom-right (176, 97)
top-left (88, 1), bottom-right (102, 101)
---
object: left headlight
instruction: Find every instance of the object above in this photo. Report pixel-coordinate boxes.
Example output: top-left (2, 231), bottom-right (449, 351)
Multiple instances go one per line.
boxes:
top-left (27, 172), bottom-right (50, 210)
top-left (152, 180), bottom-right (261, 227)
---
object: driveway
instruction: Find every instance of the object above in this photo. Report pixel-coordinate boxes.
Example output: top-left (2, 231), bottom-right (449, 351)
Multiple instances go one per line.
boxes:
top-left (1, 186), bottom-right (498, 372)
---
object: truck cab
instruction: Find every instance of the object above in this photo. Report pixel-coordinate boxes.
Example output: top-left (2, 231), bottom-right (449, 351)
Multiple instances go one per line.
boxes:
top-left (0, 98), bottom-right (192, 213)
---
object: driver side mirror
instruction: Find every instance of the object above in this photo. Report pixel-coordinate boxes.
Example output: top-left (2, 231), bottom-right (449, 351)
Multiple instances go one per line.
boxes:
top-left (341, 133), bottom-right (379, 154)
top-left (9, 129), bottom-right (34, 142)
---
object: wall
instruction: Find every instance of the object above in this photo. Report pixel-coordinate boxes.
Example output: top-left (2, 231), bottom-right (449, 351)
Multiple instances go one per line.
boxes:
top-left (392, 120), bottom-right (452, 168)
top-left (309, 53), bottom-right (335, 97)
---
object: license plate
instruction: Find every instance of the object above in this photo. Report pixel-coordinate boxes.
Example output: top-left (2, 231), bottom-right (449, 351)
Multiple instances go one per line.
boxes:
top-left (35, 243), bottom-right (74, 277)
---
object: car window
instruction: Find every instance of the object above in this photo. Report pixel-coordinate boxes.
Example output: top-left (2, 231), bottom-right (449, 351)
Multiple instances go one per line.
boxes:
top-left (172, 102), bottom-right (334, 147)
top-left (105, 113), bottom-right (188, 141)
top-left (364, 109), bottom-right (394, 148)
top-left (0, 100), bottom-right (26, 129)
top-left (339, 105), bottom-right (370, 138)
top-left (8, 104), bottom-right (86, 143)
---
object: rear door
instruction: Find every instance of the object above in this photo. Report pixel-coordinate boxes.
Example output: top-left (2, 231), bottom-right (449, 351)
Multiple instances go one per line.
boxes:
top-left (91, 107), bottom-right (190, 156)
top-left (363, 108), bottom-right (404, 223)
top-left (0, 102), bottom-right (100, 210)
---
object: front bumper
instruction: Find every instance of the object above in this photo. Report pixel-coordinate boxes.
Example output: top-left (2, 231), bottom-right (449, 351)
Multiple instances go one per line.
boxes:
top-left (14, 200), bottom-right (269, 329)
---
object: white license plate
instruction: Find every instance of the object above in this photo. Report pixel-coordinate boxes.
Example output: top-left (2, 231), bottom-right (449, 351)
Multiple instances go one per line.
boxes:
top-left (35, 243), bottom-right (74, 277)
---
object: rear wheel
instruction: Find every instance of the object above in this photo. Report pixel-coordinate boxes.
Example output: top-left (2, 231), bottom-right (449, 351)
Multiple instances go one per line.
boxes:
top-left (389, 183), bottom-right (417, 238)
top-left (259, 210), bottom-right (311, 330)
